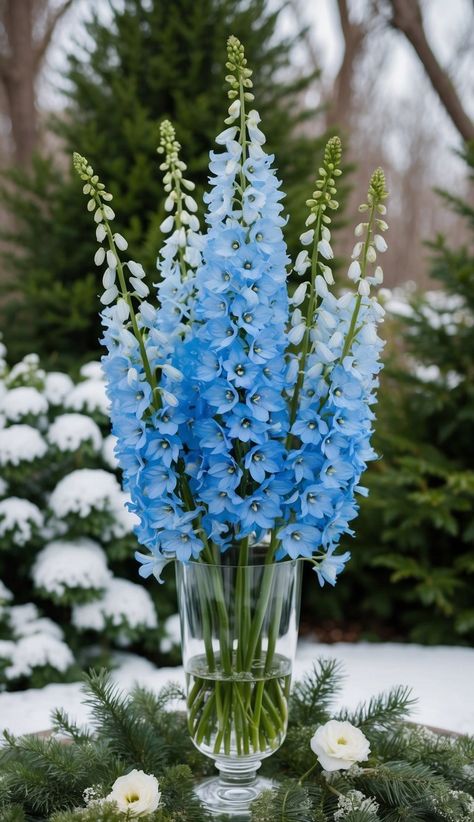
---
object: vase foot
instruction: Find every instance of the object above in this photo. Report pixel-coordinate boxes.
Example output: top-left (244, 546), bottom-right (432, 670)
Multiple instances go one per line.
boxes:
top-left (194, 773), bottom-right (274, 819)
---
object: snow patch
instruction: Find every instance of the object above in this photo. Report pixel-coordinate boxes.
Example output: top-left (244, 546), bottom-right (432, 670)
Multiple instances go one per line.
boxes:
top-left (4, 633), bottom-right (74, 680)
top-left (33, 538), bottom-right (111, 597)
top-left (1, 386), bottom-right (48, 422)
top-left (44, 371), bottom-right (74, 405)
top-left (102, 491), bottom-right (140, 539)
top-left (0, 497), bottom-right (44, 546)
top-left (48, 413), bottom-right (102, 453)
top-left (49, 469), bottom-right (122, 519)
top-left (0, 425), bottom-right (48, 466)
top-left (102, 434), bottom-right (119, 469)
top-left (80, 361), bottom-right (104, 381)
top-left (0, 580), bottom-right (12, 602)
top-left (73, 578), bottom-right (158, 632)
top-left (66, 379), bottom-right (109, 416)
top-left (160, 613), bottom-right (181, 653)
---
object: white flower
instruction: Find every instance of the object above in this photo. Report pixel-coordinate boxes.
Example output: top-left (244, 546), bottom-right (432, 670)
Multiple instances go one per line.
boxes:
top-left (310, 720), bottom-right (370, 772)
top-left (294, 250), bottom-right (310, 275)
top-left (106, 769), bottom-right (161, 817)
top-left (366, 245), bottom-right (377, 263)
top-left (127, 261), bottom-right (146, 280)
top-left (358, 279), bottom-right (370, 297)
top-left (299, 229), bottom-right (314, 246)
top-left (160, 215), bottom-right (174, 233)
top-left (114, 233), bottom-right (128, 251)
top-left (227, 100), bottom-right (241, 121)
top-left (290, 283), bottom-right (308, 306)
top-left (347, 260), bottom-right (361, 282)
top-left (318, 239), bottom-right (333, 260)
top-left (94, 247), bottom-right (106, 266)
top-left (374, 234), bottom-right (387, 252)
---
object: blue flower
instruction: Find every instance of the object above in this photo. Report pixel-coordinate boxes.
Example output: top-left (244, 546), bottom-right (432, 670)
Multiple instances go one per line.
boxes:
top-left (313, 548), bottom-right (351, 587)
top-left (277, 523), bottom-right (321, 559)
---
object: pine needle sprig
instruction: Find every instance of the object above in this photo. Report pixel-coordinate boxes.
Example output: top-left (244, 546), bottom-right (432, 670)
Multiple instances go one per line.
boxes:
top-left (356, 760), bottom-right (446, 808)
top-left (51, 709), bottom-right (92, 743)
top-left (250, 782), bottom-right (314, 822)
top-left (336, 686), bottom-right (416, 732)
top-left (290, 659), bottom-right (345, 726)
top-left (81, 670), bottom-right (169, 774)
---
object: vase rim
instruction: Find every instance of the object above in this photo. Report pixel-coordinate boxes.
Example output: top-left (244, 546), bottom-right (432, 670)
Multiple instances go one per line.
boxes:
top-left (184, 556), bottom-right (301, 570)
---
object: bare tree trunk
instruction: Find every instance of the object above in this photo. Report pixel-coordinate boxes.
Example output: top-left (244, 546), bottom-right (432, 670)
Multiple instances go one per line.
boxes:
top-left (388, 0), bottom-right (474, 142)
top-left (1, 0), bottom-right (37, 165)
top-left (326, 0), bottom-right (368, 132)
top-left (0, 0), bottom-right (75, 165)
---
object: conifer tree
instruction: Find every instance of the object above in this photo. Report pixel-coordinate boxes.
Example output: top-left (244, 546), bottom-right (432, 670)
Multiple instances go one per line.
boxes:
top-left (0, 0), bottom-right (324, 368)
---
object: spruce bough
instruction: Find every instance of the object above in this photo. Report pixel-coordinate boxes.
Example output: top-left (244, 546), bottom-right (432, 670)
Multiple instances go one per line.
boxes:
top-left (1, 662), bottom-right (474, 821)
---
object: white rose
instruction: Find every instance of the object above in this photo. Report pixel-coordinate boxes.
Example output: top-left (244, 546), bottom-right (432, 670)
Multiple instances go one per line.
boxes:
top-left (106, 769), bottom-right (161, 817)
top-left (310, 720), bottom-right (370, 772)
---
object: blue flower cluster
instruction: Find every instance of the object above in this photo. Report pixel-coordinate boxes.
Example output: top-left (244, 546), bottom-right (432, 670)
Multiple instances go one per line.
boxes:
top-left (182, 108), bottom-right (294, 552)
top-left (282, 290), bottom-right (384, 584)
top-left (75, 45), bottom-right (387, 589)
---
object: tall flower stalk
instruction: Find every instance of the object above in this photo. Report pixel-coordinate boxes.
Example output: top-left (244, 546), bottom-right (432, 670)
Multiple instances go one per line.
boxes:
top-left (74, 36), bottom-right (388, 760)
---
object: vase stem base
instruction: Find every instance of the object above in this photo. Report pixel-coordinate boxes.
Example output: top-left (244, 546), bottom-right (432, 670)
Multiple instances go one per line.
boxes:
top-left (194, 765), bottom-right (274, 819)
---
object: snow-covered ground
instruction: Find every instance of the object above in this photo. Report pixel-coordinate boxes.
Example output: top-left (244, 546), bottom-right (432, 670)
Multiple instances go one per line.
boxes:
top-left (1, 641), bottom-right (473, 737)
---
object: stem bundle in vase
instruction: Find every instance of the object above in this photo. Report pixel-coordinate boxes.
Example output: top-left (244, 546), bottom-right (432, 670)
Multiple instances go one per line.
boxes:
top-left (74, 35), bottom-right (388, 818)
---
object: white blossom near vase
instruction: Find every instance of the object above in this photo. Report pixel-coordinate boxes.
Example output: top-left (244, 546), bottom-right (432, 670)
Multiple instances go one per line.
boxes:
top-left (176, 548), bottom-right (302, 818)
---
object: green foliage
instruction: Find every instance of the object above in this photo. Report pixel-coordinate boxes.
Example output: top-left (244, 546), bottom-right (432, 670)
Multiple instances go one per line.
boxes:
top-left (2, 663), bottom-right (474, 821)
top-left (0, 0), bottom-right (326, 369)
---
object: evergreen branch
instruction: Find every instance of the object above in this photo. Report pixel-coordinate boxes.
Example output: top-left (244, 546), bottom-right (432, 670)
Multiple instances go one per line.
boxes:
top-left (290, 659), bottom-right (345, 726)
top-left (336, 686), bottom-right (416, 731)
top-left (51, 709), bottom-right (92, 743)
top-left (81, 669), bottom-right (168, 773)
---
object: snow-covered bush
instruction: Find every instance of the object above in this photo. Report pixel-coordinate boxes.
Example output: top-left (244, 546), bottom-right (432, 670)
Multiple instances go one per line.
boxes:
top-left (0, 349), bottom-right (174, 691)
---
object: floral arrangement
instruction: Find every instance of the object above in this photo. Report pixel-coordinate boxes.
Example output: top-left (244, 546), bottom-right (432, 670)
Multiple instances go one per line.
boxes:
top-left (1, 662), bottom-right (474, 821)
top-left (0, 347), bottom-right (178, 691)
top-left (73, 35), bottom-right (387, 585)
top-left (72, 35), bottom-right (388, 767)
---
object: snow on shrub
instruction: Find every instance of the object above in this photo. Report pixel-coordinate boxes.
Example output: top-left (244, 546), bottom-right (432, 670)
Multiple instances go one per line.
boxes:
top-left (102, 434), bottom-right (119, 469)
top-left (1, 386), bottom-right (48, 422)
top-left (49, 468), bottom-right (121, 520)
top-left (0, 497), bottom-right (44, 547)
top-left (0, 352), bottom-right (165, 692)
top-left (3, 633), bottom-right (75, 684)
top-left (43, 371), bottom-right (74, 405)
top-left (72, 577), bottom-right (158, 637)
top-left (48, 413), bottom-right (102, 453)
top-left (0, 424), bottom-right (47, 467)
top-left (66, 378), bottom-right (109, 417)
top-left (33, 538), bottom-right (111, 604)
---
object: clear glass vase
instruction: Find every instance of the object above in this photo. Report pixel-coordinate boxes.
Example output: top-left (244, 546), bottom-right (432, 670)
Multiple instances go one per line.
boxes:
top-left (176, 546), bottom-right (302, 819)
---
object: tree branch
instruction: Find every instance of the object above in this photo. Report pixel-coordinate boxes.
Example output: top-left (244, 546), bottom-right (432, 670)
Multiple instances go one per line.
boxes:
top-left (326, 0), bottom-right (368, 130)
top-left (388, 0), bottom-right (474, 142)
top-left (33, 0), bottom-right (75, 69)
